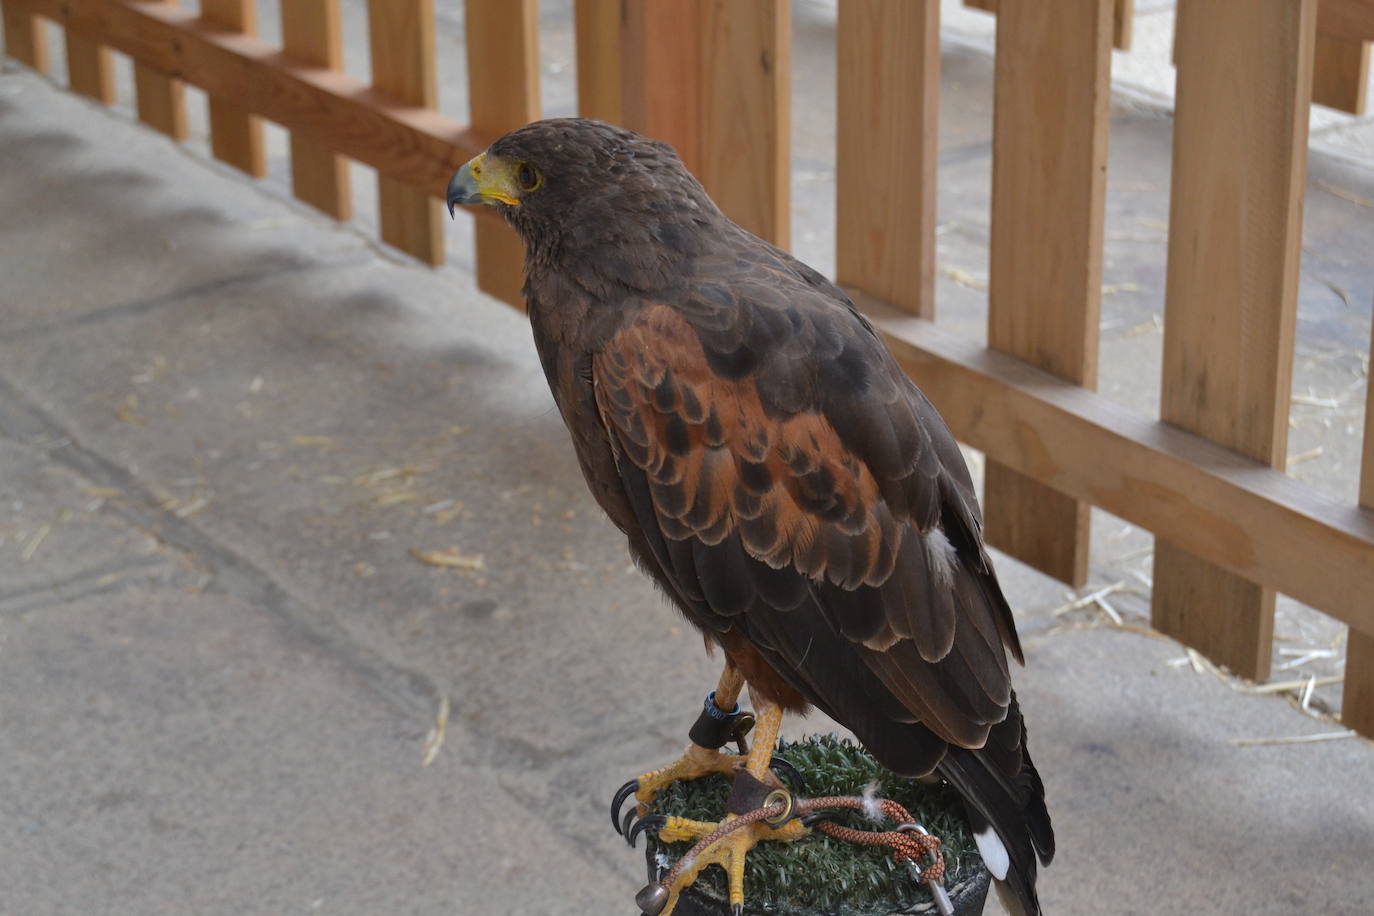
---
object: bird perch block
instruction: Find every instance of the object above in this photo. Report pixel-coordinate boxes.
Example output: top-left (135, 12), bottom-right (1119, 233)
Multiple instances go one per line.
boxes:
top-left (642, 736), bottom-right (992, 915)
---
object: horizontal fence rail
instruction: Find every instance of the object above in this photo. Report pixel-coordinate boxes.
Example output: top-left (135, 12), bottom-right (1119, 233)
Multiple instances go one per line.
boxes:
top-left (859, 293), bottom-right (1374, 640)
top-left (963, 0), bottom-right (1136, 52)
top-left (3, 0), bottom-right (1373, 738)
top-left (6, 0), bottom-right (512, 280)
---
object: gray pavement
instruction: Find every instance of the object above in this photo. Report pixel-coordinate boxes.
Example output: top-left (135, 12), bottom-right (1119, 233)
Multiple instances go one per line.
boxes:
top-left (3, 4), bottom-right (1374, 915)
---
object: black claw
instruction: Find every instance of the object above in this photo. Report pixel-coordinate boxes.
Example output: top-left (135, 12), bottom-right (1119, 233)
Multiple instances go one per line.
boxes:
top-left (768, 755), bottom-right (807, 794)
top-left (799, 813), bottom-right (832, 829)
top-left (621, 807), bottom-right (640, 843)
top-left (627, 814), bottom-right (667, 849)
top-left (611, 779), bottom-right (639, 834)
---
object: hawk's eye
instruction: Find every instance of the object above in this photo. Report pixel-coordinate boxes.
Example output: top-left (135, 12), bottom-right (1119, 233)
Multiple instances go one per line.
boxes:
top-left (516, 163), bottom-right (541, 192)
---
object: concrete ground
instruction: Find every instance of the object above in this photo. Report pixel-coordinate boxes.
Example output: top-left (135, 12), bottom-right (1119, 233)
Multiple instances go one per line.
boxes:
top-left (3, 2), bottom-right (1373, 914)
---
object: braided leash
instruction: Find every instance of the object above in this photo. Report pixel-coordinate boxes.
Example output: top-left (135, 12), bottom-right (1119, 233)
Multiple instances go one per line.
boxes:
top-left (653, 804), bottom-right (785, 892)
top-left (650, 792), bottom-right (947, 903)
top-left (802, 796), bottom-right (945, 884)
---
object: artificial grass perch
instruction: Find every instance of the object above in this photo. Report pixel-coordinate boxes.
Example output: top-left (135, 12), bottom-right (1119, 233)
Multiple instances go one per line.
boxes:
top-left (645, 736), bottom-right (989, 915)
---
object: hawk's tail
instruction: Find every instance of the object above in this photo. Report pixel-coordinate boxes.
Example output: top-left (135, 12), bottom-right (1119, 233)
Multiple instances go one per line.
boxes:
top-left (937, 693), bottom-right (1054, 916)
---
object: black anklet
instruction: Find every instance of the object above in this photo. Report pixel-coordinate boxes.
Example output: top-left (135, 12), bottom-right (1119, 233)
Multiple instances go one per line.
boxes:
top-left (687, 690), bottom-right (744, 749)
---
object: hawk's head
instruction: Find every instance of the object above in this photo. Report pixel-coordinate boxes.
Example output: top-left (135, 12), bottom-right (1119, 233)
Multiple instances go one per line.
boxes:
top-left (446, 118), bottom-right (719, 279)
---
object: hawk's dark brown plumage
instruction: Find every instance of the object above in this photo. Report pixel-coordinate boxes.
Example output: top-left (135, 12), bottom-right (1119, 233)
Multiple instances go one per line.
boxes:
top-left (452, 118), bottom-right (1053, 915)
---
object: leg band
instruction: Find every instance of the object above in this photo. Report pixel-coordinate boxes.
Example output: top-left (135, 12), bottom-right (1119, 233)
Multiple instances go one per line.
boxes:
top-left (687, 690), bottom-right (743, 749)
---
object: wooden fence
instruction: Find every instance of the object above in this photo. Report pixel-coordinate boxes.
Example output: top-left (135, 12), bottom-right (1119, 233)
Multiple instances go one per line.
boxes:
top-left (4, 0), bottom-right (1373, 739)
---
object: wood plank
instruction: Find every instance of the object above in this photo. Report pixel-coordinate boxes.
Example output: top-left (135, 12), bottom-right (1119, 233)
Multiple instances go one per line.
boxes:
top-left (3, 1), bottom-right (48, 71)
top-left (984, 470), bottom-right (1091, 584)
top-left (574, 0), bottom-right (622, 124)
top-left (368, 0), bottom-right (442, 265)
top-left (133, 0), bottom-right (187, 140)
top-left (1114, 0), bottom-right (1134, 51)
top-left (377, 173), bottom-right (442, 264)
top-left (620, 0), bottom-right (702, 175)
top-left (202, 0), bottom-right (265, 177)
top-left (1364, 314), bottom-right (1374, 511)
top-left (134, 58), bottom-right (187, 139)
top-left (1152, 0), bottom-right (1316, 681)
top-left (1312, 32), bottom-right (1370, 114)
top-left (281, 0), bottom-right (350, 220)
top-left (620, 1), bottom-right (788, 243)
top-left (367, 0), bottom-right (435, 107)
top-left (835, 0), bottom-right (938, 319)
top-left (17, 0), bottom-right (483, 199)
top-left (1153, 545), bottom-right (1274, 674)
top-left (1345, 628), bottom-right (1374, 738)
top-left (465, 0), bottom-right (540, 305)
top-left (1319, 0), bottom-right (1374, 42)
top-left (698, 0), bottom-right (789, 248)
top-left (963, 0), bottom-right (1134, 50)
top-left (65, 32), bottom-right (114, 103)
top-left (1347, 313), bottom-right (1374, 738)
top-left (983, 0), bottom-right (1112, 588)
top-left (853, 292), bottom-right (1374, 640)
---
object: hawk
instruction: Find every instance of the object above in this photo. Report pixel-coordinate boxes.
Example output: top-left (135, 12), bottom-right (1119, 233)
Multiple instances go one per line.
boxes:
top-left (448, 118), bottom-right (1053, 916)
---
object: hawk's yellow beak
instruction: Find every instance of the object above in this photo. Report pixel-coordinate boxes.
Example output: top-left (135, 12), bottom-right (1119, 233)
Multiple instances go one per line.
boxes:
top-left (446, 152), bottom-right (521, 216)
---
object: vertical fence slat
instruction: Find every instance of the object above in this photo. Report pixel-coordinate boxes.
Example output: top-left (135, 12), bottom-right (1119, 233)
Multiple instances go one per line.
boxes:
top-left (1152, 0), bottom-right (1316, 681)
top-left (962, 0), bottom-right (1133, 51)
top-left (1112, 0), bottom-right (1134, 50)
top-left (2, 1), bottom-right (48, 71)
top-left (65, 32), bottom-right (114, 103)
top-left (203, 0), bottom-right (266, 177)
top-left (574, 0), bottom-right (622, 125)
top-left (465, 0), bottom-right (540, 304)
top-left (282, 0), bottom-right (350, 219)
top-left (982, 0), bottom-right (1112, 588)
top-left (133, 0), bottom-right (188, 140)
top-left (619, 0), bottom-right (702, 174)
top-left (618, 1), bottom-right (786, 248)
top-left (698, 0), bottom-right (789, 248)
top-left (1346, 316), bottom-right (1374, 738)
top-left (836, 0), bottom-right (938, 318)
top-left (1312, 33), bottom-right (1369, 114)
top-left (1346, 629), bottom-right (1374, 737)
top-left (367, 0), bottom-right (443, 265)
top-left (1363, 314), bottom-right (1374, 527)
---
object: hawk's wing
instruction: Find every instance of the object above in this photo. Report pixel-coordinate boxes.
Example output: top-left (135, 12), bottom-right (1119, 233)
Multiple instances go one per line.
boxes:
top-left (592, 283), bottom-right (1019, 745)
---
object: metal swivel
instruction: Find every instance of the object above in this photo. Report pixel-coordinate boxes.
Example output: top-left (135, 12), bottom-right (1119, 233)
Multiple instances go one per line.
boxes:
top-left (634, 883), bottom-right (669, 916)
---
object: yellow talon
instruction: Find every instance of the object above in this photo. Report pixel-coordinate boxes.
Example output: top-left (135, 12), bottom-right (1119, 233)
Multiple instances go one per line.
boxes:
top-left (634, 743), bottom-right (744, 813)
top-left (614, 664), bottom-right (751, 836)
top-left (641, 702), bottom-right (801, 916)
top-left (656, 817), bottom-right (810, 916)
top-left (621, 673), bottom-right (803, 916)
top-left (658, 816), bottom-right (724, 844)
